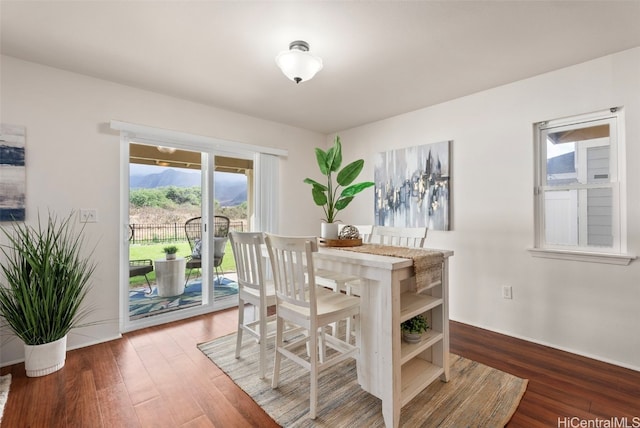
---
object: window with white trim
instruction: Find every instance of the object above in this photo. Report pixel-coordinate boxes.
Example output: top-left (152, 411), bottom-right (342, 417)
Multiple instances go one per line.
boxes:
top-left (533, 108), bottom-right (629, 260)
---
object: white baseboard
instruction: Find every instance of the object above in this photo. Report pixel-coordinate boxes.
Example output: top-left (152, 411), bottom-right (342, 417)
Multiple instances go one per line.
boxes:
top-left (67, 334), bottom-right (123, 352)
top-left (0, 333), bottom-right (123, 369)
top-left (451, 317), bottom-right (640, 373)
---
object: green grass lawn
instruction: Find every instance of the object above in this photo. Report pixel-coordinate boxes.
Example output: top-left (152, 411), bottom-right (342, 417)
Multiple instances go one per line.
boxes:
top-left (129, 241), bottom-right (236, 287)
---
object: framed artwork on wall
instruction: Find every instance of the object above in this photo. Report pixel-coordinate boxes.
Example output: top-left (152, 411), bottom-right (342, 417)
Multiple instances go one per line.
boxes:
top-left (374, 140), bottom-right (450, 230)
top-left (0, 124), bottom-right (26, 221)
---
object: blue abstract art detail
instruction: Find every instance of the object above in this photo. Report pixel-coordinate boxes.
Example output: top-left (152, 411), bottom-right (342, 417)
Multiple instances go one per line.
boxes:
top-left (0, 124), bottom-right (26, 222)
top-left (374, 140), bottom-right (451, 231)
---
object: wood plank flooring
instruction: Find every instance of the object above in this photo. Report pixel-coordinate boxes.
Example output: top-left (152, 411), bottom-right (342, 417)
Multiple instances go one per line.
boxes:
top-left (1, 312), bottom-right (638, 427)
top-left (449, 321), bottom-right (640, 427)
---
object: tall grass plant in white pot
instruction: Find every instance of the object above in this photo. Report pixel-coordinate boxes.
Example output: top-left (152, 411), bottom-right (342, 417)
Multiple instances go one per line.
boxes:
top-left (0, 212), bottom-right (96, 376)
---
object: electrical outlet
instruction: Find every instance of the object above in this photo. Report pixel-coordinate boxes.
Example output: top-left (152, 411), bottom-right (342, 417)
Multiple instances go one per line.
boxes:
top-left (502, 285), bottom-right (513, 300)
top-left (79, 209), bottom-right (97, 223)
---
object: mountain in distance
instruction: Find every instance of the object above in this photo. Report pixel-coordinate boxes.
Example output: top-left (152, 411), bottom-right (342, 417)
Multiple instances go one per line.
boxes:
top-left (131, 168), bottom-right (199, 188)
top-left (217, 179), bottom-right (247, 206)
top-left (130, 168), bottom-right (247, 207)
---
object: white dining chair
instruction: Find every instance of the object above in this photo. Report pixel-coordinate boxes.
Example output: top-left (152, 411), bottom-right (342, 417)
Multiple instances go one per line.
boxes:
top-left (315, 224), bottom-right (373, 293)
top-left (315, 225), bottom-right (372, 340)
top-left (229, 231), bottom-right (276, 379)
top-left (265, 233), bottom-right (360, 419)
top-left (369, 225), bottom-right (428, 247)
top-left (342, 225), bottom-right (428, 341)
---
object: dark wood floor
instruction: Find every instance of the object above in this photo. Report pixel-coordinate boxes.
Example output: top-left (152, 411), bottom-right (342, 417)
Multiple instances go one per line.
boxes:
top-left (450, 321), bottom-right (640, 427)
top-left (1, 311), bottom-right (638, 427)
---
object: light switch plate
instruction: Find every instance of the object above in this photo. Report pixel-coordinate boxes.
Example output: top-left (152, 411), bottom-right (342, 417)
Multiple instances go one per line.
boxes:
top-left (80, 209), bottom-right (97, 223)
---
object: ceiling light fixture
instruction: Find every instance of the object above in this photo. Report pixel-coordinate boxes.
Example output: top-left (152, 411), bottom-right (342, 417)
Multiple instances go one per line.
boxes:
top-left (157, 146), bottom-right (176, 154)
top-left (275, 40), bottom-right (323, 84)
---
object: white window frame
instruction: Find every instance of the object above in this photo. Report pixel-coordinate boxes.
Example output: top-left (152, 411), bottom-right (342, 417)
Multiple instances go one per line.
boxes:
top-left (529, 108), bottom-right (635, 265)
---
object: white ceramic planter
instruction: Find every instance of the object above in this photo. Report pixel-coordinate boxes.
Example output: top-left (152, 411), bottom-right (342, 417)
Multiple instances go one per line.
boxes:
top-left (24, 335), bottom-right (67, 377)
top-left (320, 222), bottom-right (339, 239)
top-left (166, 253), bottom-right (176, 260)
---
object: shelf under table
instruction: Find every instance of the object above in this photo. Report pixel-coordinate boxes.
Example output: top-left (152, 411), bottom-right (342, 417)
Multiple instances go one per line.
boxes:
top-left (401, 358), bottom-right (445, 407)
top-left (400, 329), bottom-right (443, 365)
top-left (400, 291), bottom-right (443, 323)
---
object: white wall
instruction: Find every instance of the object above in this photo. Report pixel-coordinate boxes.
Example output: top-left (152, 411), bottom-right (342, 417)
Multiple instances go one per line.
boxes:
top-left (336, 47), bottom-right (640, 370)
top-left (2, 48), bottom-right (639, 371)
top-left (0, 56), bottom-right (324, 365)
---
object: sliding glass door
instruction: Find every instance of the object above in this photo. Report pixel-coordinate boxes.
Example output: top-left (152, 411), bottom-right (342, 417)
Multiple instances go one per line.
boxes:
top-left (115, 121), bottom-right (283, 333)
top-left (126, 143), bottom-right (209, 329)
top-left (124, 144), bottom-right (253, 331)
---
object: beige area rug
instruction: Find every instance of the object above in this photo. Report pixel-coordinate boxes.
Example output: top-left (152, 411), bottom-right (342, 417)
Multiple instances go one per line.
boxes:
top-left (198, 334), bottom-right (528, 427)
top-left (0, 374), bottom-right (11, 425)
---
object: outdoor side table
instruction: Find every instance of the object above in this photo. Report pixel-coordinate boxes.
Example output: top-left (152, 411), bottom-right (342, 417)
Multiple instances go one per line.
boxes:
top-left (155, 258), bottom-right (186, 297)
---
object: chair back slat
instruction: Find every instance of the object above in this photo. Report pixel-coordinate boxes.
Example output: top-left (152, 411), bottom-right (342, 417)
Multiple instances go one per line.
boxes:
top-left (213, 216), bottom-right (230, 237)
top-left (371, 226), bottom-right (428, 247)
top-left (265, 234), bottom-right (317, 312)
top-left (184, 217), bottom-right (202, 253)
top-left (229, 232), bottom-right (265, 294)
top-left (358, 225), bottom-right (374, 243)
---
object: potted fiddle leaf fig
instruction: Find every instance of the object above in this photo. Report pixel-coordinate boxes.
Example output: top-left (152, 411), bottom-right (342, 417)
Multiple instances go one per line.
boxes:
top-left (0, 211), bottom-right (96, 377)
top-left (303, 135), bottom-right (374, 238)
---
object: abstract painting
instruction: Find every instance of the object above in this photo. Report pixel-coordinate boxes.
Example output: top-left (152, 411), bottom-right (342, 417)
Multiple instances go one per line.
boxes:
top-left (0, 125), bottom-right (26, 221)
top-left (374, 140), bottom-right (450, 230)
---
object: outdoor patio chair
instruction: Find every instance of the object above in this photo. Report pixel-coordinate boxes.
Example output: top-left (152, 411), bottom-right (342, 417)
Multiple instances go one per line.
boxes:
top-left (129, 259), bottom-right (154, 293)
top-left (128, 225), bottom-right (154, 293)
top-left (185, 215), bottom-right (231, 284)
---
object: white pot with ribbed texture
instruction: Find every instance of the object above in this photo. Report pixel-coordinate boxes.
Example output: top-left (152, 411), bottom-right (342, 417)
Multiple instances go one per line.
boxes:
top-left (320, 222), bottom-right (339, 239)
top-left (24, 335), bottom-right (67, 377)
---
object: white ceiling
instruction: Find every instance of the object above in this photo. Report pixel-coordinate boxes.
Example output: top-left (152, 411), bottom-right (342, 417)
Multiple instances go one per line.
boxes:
top-left (2, 1), bottom-right (639, 134)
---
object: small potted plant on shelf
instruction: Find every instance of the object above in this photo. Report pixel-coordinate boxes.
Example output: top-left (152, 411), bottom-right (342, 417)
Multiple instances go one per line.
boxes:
top-left (163, 245), bottom-right (178, 260)
top-left (303, 135), bottom-right (374, 239)
top-left (401, 314), bottom-right (429, 344)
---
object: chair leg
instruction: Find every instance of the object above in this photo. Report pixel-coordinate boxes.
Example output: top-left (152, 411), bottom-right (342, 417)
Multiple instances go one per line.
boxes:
top-left (143, 274), bottom-right (153, 294)
top-left (272, 316), bottom-right (283, 389)
top-left (214, 265), bottom-right (223, 285)
top-left (253, 305), bottom-right (258, 335)
top-left (235, 299), bottom-right (245, 359)
top-left (354, 312), bottom-right (360, 348)
top-left (258, 303), bottom-right (268, 379)
top-left (345, 283), bottom-right (359, 343)
top-left (329, 280), bottom-right (347, 337)
top-left (309, 325), bottom-right (318, 420)
top-left (185, 268), bottom-right (192, 286)
top-left (329, 320), bottom-right (338, 337)
top-left (319, 328), bottom-right (326, 364)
